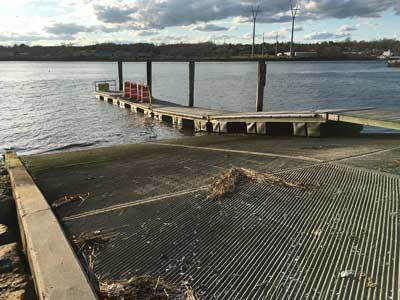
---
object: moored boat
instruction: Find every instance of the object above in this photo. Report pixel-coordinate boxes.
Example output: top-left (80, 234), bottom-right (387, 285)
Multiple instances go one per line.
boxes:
top-left (388, 60), bottom-right (400, 67)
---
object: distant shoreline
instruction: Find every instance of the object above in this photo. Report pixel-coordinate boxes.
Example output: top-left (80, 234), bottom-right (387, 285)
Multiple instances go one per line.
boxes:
top-left (0, 57), bottom-right (380, 62)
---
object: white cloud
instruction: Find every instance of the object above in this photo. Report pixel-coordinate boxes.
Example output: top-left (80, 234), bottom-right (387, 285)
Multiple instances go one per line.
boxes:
top-left (0, 0), bottom-right (398, 45)
top-left (262, 26), bottom-right (303, 40)
top-left (90, 0), bottom-right (398, 29)
top-left (337, 25), bottom-right (357, 34)
top-left (304, 31), bottom-right (350, 41)
top-left (135, 30), bottom-right (159, 37)
top-left (192, 24), bottom-right (229, 32)
top-left (243, 32), bottom-right (262, 39)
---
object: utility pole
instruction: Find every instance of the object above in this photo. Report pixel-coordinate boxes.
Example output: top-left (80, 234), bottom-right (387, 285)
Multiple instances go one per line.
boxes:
top-left (251, 5), bottom-right (260, 58)
top-left (275, 32), bottom-right (279, 56)
top-left (290, 1), bottom-right (300, 58)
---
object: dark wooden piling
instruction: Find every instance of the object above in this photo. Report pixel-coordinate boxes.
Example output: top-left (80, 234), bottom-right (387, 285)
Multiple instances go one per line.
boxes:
top-left (256, 60), bottom-right (266, 112)
top-left (189, 61), bottom-right (195, 107)
top-left (147, 60), bottom-right (152, 94)
top-left (118, 61), bottom-right (123, 91)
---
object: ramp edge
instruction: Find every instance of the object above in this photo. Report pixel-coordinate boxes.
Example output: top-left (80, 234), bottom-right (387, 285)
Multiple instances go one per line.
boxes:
top-left (4, 151), bottom-right (98, 300)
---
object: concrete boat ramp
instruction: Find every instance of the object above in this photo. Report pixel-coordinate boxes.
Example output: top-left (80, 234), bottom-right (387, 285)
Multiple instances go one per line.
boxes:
top-left (5, 134), bottom-right (400, 300)
top-left (96, 91), bottom-right (400, 136)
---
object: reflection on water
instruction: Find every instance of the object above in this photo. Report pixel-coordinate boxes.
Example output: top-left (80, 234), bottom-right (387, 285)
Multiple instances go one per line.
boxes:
top-left (0, 61), bottom-right (399, 156)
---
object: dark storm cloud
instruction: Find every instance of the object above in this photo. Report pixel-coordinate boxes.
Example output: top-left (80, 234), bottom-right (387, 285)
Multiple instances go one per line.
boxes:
top-left (93, 5), bottom-right (137, 24)
top-left (94, 0), bottom-right (246, 28)
top-left (92, 0), bottom-right (398, 29)
top-left (308, 0), bottom-right (395, 19)
top-left (395, 2), bottom-right (400, 14)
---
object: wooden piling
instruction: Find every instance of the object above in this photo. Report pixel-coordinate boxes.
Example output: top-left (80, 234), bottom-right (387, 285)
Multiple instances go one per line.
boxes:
top-left (147, 60), bottom-right (152, 93)
top-left (118, 60), bottom-right (123, 91)
top-left (256, 60), bottom-right (266, 112)
top-left (189, 61), bottom-right (195, 107)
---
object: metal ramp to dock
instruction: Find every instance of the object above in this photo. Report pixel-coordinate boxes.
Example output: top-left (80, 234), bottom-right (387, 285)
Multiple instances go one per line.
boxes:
top-left (95, 91), bottom-right (400, 137)
top-left (329, 109), bottom-right (400, 131)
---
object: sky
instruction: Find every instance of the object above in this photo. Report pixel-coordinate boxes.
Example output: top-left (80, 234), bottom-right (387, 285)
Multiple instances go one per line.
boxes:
top-left (0, 0), bottom-right (399, 46)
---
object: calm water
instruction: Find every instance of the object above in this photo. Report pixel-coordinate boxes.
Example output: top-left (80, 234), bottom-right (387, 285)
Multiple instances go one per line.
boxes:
top-left (0, 61), bottom-right (399, 157)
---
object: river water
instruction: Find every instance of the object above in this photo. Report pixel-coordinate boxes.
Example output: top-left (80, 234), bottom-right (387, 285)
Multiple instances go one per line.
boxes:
top-left (0, 61), bottom-right (399, 156)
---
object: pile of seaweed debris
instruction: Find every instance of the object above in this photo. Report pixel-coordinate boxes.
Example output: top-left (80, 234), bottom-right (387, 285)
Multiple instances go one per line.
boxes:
top-left (208, 167), bottom-right (305, 200)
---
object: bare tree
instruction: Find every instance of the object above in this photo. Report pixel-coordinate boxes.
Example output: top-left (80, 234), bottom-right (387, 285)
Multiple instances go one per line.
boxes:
top-left (289, 1), bottom-right (300, 57)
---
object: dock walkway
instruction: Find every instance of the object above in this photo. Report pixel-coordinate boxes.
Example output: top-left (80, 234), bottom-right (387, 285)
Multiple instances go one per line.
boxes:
top-left (96, 91), bottom-right (400, 136)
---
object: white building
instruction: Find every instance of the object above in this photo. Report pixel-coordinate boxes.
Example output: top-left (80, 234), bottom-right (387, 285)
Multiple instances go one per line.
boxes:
top-left (277, 52), bottom-right (317, 58)
top-left (379, 49), bottom-right (400, 59)
top-left (383, 50), bottom-right (393, 57)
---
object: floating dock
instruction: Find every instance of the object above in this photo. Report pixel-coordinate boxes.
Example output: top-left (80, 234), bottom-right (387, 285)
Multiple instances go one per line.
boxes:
top-left (96, 90), bottom-right (400, 137)
top-left (95, 60), bottom-right (400, 137)
top-left (9, 134), bottom-right (400, 300)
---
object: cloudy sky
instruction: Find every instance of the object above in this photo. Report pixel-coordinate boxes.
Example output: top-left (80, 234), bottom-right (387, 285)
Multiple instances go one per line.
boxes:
top-left (0, 0), bottom-right (399, 46)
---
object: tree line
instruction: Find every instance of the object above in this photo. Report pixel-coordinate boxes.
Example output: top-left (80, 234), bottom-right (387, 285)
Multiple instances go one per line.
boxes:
top-left (0, 39), bottom-right (399, 61)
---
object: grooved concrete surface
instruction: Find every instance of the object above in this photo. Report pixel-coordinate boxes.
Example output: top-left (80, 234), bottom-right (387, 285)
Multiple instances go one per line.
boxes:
top-left (22, 135), bottom-right (400, 300)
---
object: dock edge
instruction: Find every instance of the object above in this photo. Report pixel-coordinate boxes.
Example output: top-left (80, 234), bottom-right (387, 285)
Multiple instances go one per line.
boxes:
top-left (4, 151), bottom-right (98, 300)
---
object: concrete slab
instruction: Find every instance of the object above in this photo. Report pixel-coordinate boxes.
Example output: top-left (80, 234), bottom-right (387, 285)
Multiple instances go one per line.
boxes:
top-left (340, 148), bottom-right (400, 175)
top-left (22, 142), bottom-right (313, 219)
top-left (152, 134), bottom-right (400, 163)
top-left (5, 152), bottom-right (98, 300)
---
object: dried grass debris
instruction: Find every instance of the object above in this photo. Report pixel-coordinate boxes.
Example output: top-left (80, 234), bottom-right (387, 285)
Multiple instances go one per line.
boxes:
top-left (365, 277), bottom-right (377, 289)
top-left (183, 284), bottom-right (197, 300)
top-left (74, 232), bottom-right (200, 300)
top-left (72, 230), bottom-right (116, 252)
top-left (52, 192), bottom-right (90, 208)
top-left (98, 275), bottom-right (193, 300)
top-left (207, 167), bottom-right (305, 200)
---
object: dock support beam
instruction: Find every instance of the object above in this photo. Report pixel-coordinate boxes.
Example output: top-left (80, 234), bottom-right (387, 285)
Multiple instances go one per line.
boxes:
top-left (189, 61), bottom-right (195, 107)
top-left (118, 60), bottom-right (123, 92)
top-left (256, 60), bottom-right (266, 112)
top-left (147, 60), bottom-right (152, 94)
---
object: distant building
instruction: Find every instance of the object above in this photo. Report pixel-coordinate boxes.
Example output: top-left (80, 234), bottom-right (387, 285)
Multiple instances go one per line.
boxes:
top-left (383, 50), bottom-right (393, 57)
top-left (277, 51), bottom-right (317, 58)
top-left (378, 49), bottom-right (400, 59)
